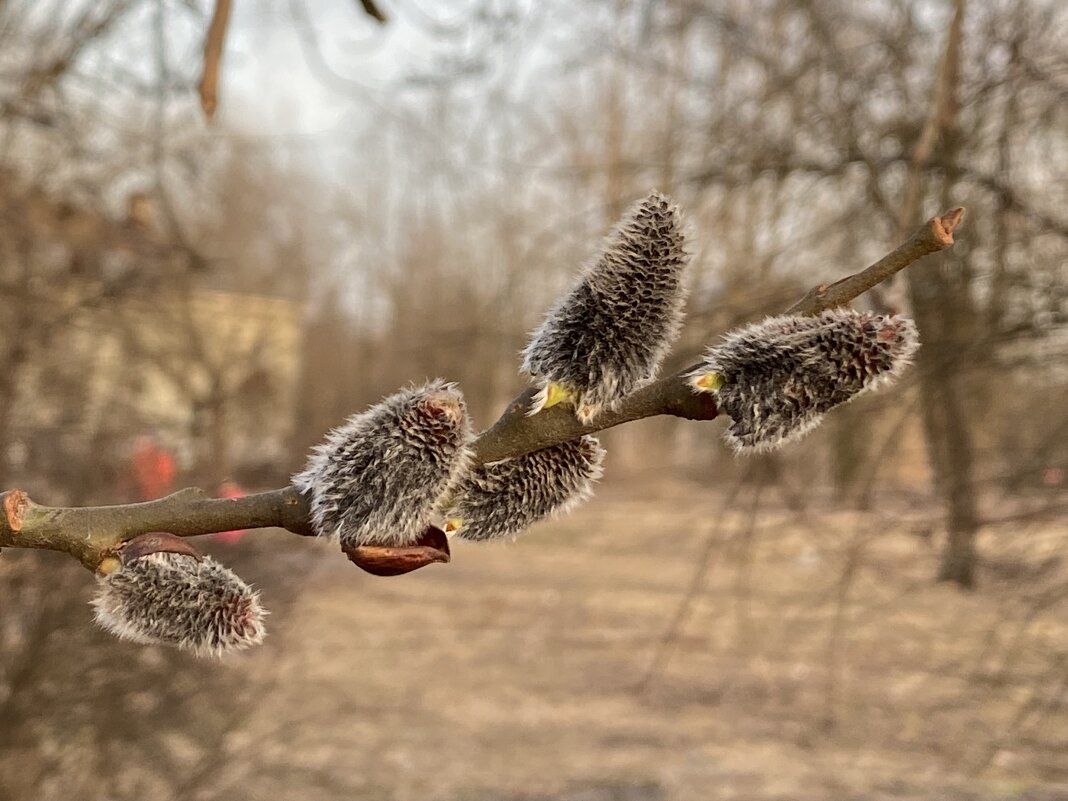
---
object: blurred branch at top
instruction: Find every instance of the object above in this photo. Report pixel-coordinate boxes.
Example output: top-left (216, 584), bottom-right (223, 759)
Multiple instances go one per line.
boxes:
top-left (197, 0), bottom-right (233, 121)
top-left (197, 0), bottom-right (388, 121)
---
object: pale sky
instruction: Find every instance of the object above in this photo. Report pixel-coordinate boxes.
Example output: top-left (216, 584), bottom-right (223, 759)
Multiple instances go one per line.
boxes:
top-left (219, 0), bottom-right (555, 177)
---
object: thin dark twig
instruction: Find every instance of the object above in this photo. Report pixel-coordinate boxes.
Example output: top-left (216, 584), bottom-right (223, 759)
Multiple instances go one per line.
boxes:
top-left (357, 0), bottom-right (387, 24)
top-left (732, 475), bottom-right (767, 654)
top-left (634, 467), bottom-right (753, 693)
top-left (822, 528), bottom-right (867, 729)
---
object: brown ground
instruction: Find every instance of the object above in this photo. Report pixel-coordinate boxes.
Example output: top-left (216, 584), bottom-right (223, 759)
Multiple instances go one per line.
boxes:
top-left (179, 477), bottom-right (1068, 801)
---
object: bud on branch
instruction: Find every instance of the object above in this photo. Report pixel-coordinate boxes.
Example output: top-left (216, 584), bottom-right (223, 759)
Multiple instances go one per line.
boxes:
top-left (92, 533), bottom-right (266, 657)
top-left (445, 435), bottom-right (606, 542)
top-left (688, 310), bottom-right (920, 452)
top-left (293, 380), bottom-right (474, 549)
top-left (523, 192), bottom-right (690, 424)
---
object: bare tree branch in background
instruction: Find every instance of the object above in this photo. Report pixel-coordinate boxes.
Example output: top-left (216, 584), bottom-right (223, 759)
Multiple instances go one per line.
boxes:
top-left (16, 1), bottom-right (139, 101)
top-left (635, 465), bottom-right (752, 693)
top-left (900, 0), bottom-right (979, 587)
top-left (197, 0), bottom-right (232, 121)
top-left (358, 0), bottom-right (387, 25)
top-left (197, 0), bottom-right (388, 121)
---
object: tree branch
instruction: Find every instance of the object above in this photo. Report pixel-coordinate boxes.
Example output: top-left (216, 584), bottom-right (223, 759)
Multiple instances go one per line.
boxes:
top-left (0, 208), bottom-right (965, 569)
top-left (197, 0), bottom-right (233, 121)
top-left (357, 0), bottom-right (388, 24)
top-left (0, 487), bottom-right (313, 568)
top-left (786, 207), bottom-right (965, 316)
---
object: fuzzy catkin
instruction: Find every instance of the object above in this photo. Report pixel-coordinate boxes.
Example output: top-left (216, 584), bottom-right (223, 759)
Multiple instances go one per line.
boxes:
top-left (292, 380), bottom-right (474, 547)
top-left (690, 309), bottom-right (919, 452)
top-left (522, 191), bottom-right (689, 424)
top-left (92, 552), bottom-right (266, 657)
top-left (446, 436), bottom-right (606, 542)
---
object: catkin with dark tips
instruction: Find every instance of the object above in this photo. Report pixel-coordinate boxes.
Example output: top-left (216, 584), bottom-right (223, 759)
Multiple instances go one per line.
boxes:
top-left (689, 309), bottom-right (919, 452)
top-left (446, 436), bottom-right (606, 542)
top-left (522, 191), bottom-right (690, 424)
top-left (292, 379), bottom-right (474, 547)
top-left (92, 551), bottom-right (266, 657)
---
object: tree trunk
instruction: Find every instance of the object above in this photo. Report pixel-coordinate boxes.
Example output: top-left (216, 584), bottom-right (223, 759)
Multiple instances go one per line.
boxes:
top-left (908, 246), bottom-right (979, 588)
top-left (899, 0), bottom-right (978, 587)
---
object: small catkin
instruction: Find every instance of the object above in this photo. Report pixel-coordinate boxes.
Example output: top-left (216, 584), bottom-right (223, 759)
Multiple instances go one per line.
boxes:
top-left (446, 435), bottom-right (606, 542)
top-left (689, 309), bottom-right (919, 452)
top-left (292, 379), bottom-right (474, 547)
top-left (92, 552), bottom-right (266, 657)
top-left (522, 191), bottom-right (690, 424)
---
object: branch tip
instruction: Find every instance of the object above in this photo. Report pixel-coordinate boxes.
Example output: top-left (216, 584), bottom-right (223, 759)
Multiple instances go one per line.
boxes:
top-left (2, 490), bottom-right (30, 533)
top-left (935, 206), bottom-right (966, 242)
top-left (359, 0), bottom-right (388, 24)
top-left (198, 0), bottom-right (233, 121)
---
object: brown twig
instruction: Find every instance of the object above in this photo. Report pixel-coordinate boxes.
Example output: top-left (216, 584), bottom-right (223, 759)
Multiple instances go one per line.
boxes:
top-left (0, 487), bottom-right (311, 568)
top-left (634, 469), bottom-right (754, 693)
top-left (197, 0), bottom-right (233, 121)
top-left (0, 208), bottom-right (965, 570)
top-left (357, 0), bottom-right (388, 24)
top-left (786, 207), bottom-right (965, 316)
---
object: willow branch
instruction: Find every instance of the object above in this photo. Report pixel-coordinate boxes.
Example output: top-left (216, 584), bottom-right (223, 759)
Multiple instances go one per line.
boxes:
top-left (480, 206), bottom-right (965, 462)
top-left (0, 208), bottom-right (965, 568)
top-left (786, 208), bottom-right (965, 316)
top-left (0, 487), bottom-right (313, 567)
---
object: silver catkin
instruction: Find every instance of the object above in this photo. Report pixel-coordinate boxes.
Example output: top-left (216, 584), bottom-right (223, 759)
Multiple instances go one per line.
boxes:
top-left (689, 309), bottom-right (919, 452)
top-left (92, 552), bottom-right (266, 657)
top-left (522, 191), bottom-right (690, 424)
top-left (292, 379), bottom-right (474, 547)
top-left (446, 436), bottom-right (606, 542)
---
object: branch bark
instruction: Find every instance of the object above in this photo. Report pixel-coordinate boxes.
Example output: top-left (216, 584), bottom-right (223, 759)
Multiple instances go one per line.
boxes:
top-left (786, 208), bottom-right (965, 316)
top-left (0, 487), bottom-right (312, 567)
top-left (0, 208), bottom-right (965, 569)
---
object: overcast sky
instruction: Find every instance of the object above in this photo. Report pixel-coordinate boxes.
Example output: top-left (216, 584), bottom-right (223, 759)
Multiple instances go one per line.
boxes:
top-left (219, 0), bottom-right (556, 173)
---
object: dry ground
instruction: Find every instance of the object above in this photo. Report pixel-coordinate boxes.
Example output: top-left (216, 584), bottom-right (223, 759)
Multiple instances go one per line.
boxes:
top-left (153, 475), bottom-right (1068, 801)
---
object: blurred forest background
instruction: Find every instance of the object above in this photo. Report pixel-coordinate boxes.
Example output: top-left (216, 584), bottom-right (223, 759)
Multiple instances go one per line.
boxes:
top-left (1, 1), bottom-right (1067, 799)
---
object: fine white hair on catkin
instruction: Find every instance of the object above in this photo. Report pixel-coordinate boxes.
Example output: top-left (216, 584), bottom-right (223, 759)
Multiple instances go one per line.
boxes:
top-left (92, 551), bottom-right (266, 657)
top-left (689, 309), bottom-right (920, 453)
top-left (292, 379), bottom-right (475, 547)
top-left (522, 191), bottom-right (690, 424)
top-left (445, 435), bottom-right (606, 542)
